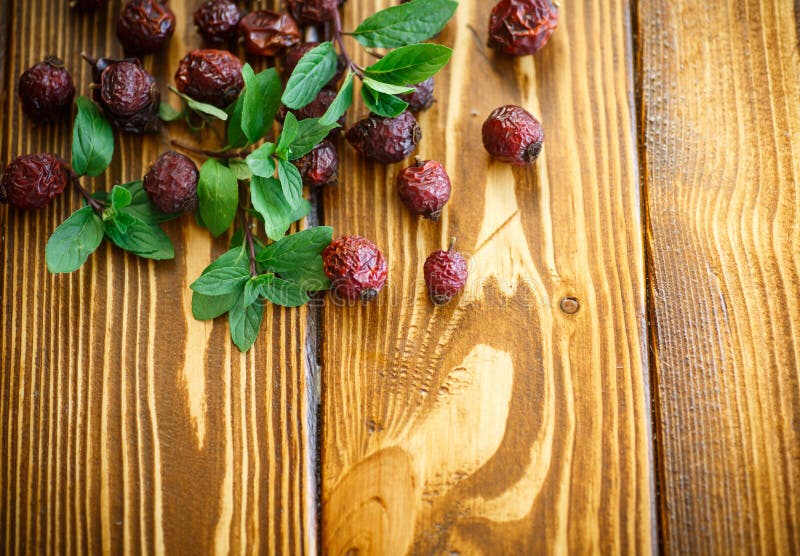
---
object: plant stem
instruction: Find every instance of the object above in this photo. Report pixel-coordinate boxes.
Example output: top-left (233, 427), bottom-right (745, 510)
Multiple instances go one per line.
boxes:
top-left (171, 140), bottom-right (250, 160)
top-left (332, 8), bottom-right (363, 77)
top-left (71, 175), bottom-right (104, 213)
top-left (239, 210), bottom-right (258, 277)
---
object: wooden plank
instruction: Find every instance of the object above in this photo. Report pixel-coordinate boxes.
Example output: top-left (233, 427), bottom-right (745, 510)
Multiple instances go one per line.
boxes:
top-left (0, 1), bottom-right (315, 553)
top-left (321, 1), bottom-right (653, 553)
top-left (640, 0), bottom-right (800, 552)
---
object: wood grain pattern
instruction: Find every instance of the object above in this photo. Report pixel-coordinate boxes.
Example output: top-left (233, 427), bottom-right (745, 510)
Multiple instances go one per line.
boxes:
top-left (640, 0), bottom-right (800, 552)
top-left (321, 1), bottom-right (654, 553)
top-left (0, 1), bottom-right (316, 553)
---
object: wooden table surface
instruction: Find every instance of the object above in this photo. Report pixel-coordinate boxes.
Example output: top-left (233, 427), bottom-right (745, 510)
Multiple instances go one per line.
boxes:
top-left (1, 0), bottom-right (798, 554)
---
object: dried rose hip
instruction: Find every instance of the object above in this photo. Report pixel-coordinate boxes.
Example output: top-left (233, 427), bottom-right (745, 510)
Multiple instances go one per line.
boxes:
top-left (293, 140), bottom-right (338, 187)
top-left (346, 111), bottom-right (422, 164)
top-left (487, 0), bottom-right (558, 56)
top-left (424, 241), bottom-right (468, 305)
top-left (117, 0), bottom-right (176, 56)
top-left (323, 235), bottom-right (388, 302)
top-left (193, 0), bottom-right (241, 45)
top-left (90, 57), bottom-right (160, 134)
top-left (0, 153), bottom-right (69, 210)
top-left (482, 105), bottom-right (543, 165)
top-left (398, 77), bottom-right (435, 113)
top-left (70, 0), bottom-right (110, 11)
top-left (396, 158), bottom-right (451, 221)
top-left (237, 11), bottom-right (300, 57)
top-left (284, 42), bottom-right (345, 88)
top-left (287, 0), bottom-right (338, 25)
top-left (143, 151), bottom-right (199, 213)
top-left (17, 56), bottom-right (75, 124)
top-left (175, 49), bottom-right (244, 108)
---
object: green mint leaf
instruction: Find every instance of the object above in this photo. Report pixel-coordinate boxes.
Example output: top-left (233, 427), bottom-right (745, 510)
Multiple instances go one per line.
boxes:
top-left (241, 65), bottom-right (282, 144)
top-left (277, 159), bottom-right (303, 210)
top-left (46, 206), bottom-right (104, 273)
top-left (276, 112), bottom-right (299, 157)
top-left (361, 84), bottom-right (409, 118)
top-left (116, 180), bottom-right (180, 223)
top-left (226, 94), bottom-right (248, 149)
top-left (277, 257), bottom-right (330, 291)
top-left (319, 71), bottom-right (354, 127)
top-left (206, 245), bottom-right (250, 273)
top-left (351, 0), bottom-right (457, 48)
top-left (244, 273), bottom-right (274, 306)
top-left (361, 77), bottom-right (415, 95)
top-left (282, 42), bottom-right (338, 110)
top-left (257, 226), bottom-right (333, 268)
top-left (169, 86), bottom-right (228, 121)
top-left (192, 291), bottom-right (239, 320)
top-left (198, 158), bottom-right (238, 238)
top-left (364, 43), bottom-right (453, 85)
top-left (159, 102), bottom-right (183, 122)
top-left (228, 292), bottom-right (264, 351)
top-left (288, 118), bottom-right (340, 160)
top-left (190, 265), bottom-right (251, 296)
top-left (103, 212), bottom-right (175, 260)
top-left (261, 277), bottom-right (310, 307)
top-left (72, 96), bottom-right (114, 178)
top-left (245, 142), bottom-right (277, 178)
top-left (109, 185), bottom-right (132, 210)
top-left (228, 158), bottom-right (253, 181)
top-left (250, 176), bottom-right (311, 241)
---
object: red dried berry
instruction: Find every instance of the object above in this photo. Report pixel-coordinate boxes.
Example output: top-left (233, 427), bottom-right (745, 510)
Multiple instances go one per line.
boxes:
top-left (279, 89), bottom-right (344, 136)
top-left (284, 42), bottom-right (345, 88)
top-left (487, 0), bottom-right (558, 56)
top-left (287, 0), bottom-right (338, 25)
top-left (70, 0), bottom-right (109, 11)
top-left (0, 153), bottom-right (69, 210)
top-left (398, 77), bottom-right (435, 113)
top-left (17, 56), bottom-right (75, 124)
top-left (293, 140), bottom-right (338, 187)
top-left (117, 0), bottom-right (176, 56)
top-left (482, 105), bottom-right (544, 165)
top-left (424, 242), bottom-right (468, 305)
top-left (193, 0), bottom-right (241, 45)
top-left (323, 236), bottom-right (388, 303)
top-left (90, 57), bottom-right (160, 134)
top-left (396, 158), bottom-right (451, 221)
top-left (175, 49), bottom-right (244, 108)
top-left (237, 11), bottom-right (300, 57)
top-left (143, 151), bottom-right (199, 214)
top-left (346, 111), bottom-right (422, 164)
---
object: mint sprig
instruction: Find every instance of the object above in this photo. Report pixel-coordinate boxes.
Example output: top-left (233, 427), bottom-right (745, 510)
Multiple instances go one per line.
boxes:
top-left (350, 0), bottom-right (458, 48)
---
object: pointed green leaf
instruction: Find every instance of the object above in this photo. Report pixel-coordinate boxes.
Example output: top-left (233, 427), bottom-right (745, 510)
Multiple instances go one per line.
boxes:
top-left (46, 206), bottom-right (104, 273)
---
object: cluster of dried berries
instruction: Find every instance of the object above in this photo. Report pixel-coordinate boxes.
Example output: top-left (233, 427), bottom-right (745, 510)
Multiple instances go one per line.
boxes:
top-left (487, 0), bottom-right (558, 56)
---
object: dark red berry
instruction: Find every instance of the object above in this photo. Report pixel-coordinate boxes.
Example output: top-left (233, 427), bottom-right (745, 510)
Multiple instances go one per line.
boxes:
top-left (90, 57), bottom-right (160, 134)
top-left (284, 42), bottom-right (345, 88)
top-left (70, 0), bottom-right (109, 11)
top-left (287, 0), bottom-right (338, 25)
top-left (424, 242), bottom-right (468, 305)
top-left (396, 158), bottom-right (451, 221)
top-left (143, 152), bottom-right (199, 214)
top-left (237, 11), bottom-right (300, 57)
top-left (293, 140), bottom-right (338, 187)
top-left (397, 77), bottom-right (435, 113)
top-left (193, 0), bottom-right (241, 45)
top-left (346, 111), bottom-right (422, 164)
top-left (175, 49), bottom-right (244, 108)
top-left (0, 153), bottom-right (69, 210)
top-left (323, 236), bottom-right (388, 303)
top-left (487, 0), bottom-right (558, 56)
top-left (117, 0), bottom-right (176, 56)
top-left (17, 57), bottom-right (75, 124)
top-left (279, 89), bottom-right (344, 136)
top-left (482, 105), bottom-right (544, 165)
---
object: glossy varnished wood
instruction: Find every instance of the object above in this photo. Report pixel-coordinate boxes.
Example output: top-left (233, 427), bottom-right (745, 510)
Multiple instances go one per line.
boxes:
top-left (0, 1), bottom-right (315, 553)
top-left (639, 0), bottom-right (800, 552)
top-left (321, 1), bottom-right (654, 553)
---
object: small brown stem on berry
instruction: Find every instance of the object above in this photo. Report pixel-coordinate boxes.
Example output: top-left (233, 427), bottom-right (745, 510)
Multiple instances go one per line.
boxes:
top-left (80, 52), bottom-right (96, 66)
top-left (239, 210), bottom-right (258, 277)
top-left (71, 175), bottom-right (104, 213)
top-left (448, 237), bottom-right (457, 252)
top-left (170, 140), bottom-right (251, 160)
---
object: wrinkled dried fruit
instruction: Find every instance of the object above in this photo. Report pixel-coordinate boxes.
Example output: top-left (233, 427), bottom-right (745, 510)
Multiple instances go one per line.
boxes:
top-left (284, 42), bottom-right (345, 88)
top-left (287, 0), bottom-right (338, 25)
top-left (346, 111), bottom-right (421, 164)
top-left (91, 57), bottom-right (160, 134)
top-left (323, 235), bottom-right (388, 302)
top-left (70, 0), bottom-right (110, 11)
top-left (143, 151), bottom-right (199, 213)
top-left (0, 153), bottom-right (69, 210)
top-left (397, 77), bottom-right (435, 113)
top-left (193, 0), bottom-right (241, 45)
top-left (293, 140), bottom-right (338, 187)
top-left (117, 0), bottom-right (176, 56)
top-left (175, 49), bottom-right (244, 108)
top-left (396, 158), bottom-right (451, 221)
top-left (424, 242), bottom-right (467, 305)
top-left (237, 11), bottom-right (300, 57)
top-left (487, 0), bottom-right (558, 56)
top-left (482, 105), bottom-right (543, 165)
top-left (17, 56), bottom-right (76, 124)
